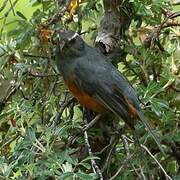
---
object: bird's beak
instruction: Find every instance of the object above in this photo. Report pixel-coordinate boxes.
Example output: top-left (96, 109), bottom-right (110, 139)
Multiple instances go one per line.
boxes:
top-left (67, 32), bottom-right (79, 41)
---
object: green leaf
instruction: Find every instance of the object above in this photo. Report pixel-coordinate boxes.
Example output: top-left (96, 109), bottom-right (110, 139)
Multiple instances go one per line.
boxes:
top-left (0, 46), bottom-right (6, 57)
top-left (151, 102), bottom-right (162, 116)
top-left (26, 127), bottom-right (36, 142)
top-left (7, 29), bottom-right (24, 37)
top-left (16, 11), bottom-right (27, 20)
top-left (59, 172), bottom-right (74, 180)
top-left (78, 162), bottom-right (91, 170)
top-left (146, 81), bottom-right (160, 95)
top-left (81, 156), bottom-right (100, 163)
top-left (76, 172), bottom-right (94, 180)
top-left (16, 29), bottom-right (33, 49)
top-left (150, 98), bottom-right (169, 116)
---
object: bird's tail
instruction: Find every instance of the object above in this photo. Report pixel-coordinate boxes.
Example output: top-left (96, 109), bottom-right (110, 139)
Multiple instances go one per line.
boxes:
top-left (137, 110), bottom-right (165, 155)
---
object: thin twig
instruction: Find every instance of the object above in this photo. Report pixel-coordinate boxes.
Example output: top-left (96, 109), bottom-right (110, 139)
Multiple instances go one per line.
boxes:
top-left (8, 0), bottom-right (16, 16)
top-left (143, 11), bottom-right (180, 50)
top-left (0, 0), bottom-right (19, 19)
top-left (121, 135), bottom-right (130, 156)
top-left (23, 53), bottom-right (48, 59)
top-left (139, 165), bottom-right (147, 180)
top-left (29, 71), bottom-right (60, 78)
top-left (82, 114), bottom-right (101, 131)
top-left (83, 112), bottom-right (103, 180)
top-left (0, 134), bottom-right (19, 149)
top-left (109, 154), bottom-right (134, 180)
top-left (122, 135), bottom-right (172, 180)
top-left (68, 113), bottom-right (102, 145)
top-left (102, 135), bottom-right (119, 173)
top-left (0, 82), bottom-right (20, 114)
top-left (122, 135), bottom-right (146, 179)
top-left (0, 0), bottom-right (19, 38)
top-left (51, 97), bottom-right (75, 128)
top-left (84, 130), bottom-right (103, 180)
top-left (162, 22), bottom-right (180, 29)
top-left (94, 144), bottom-right (111, 155)
top-left (84, 130), bottom-right (96, 174)
top-left (45, 0), bottom-right (72, 26)
top-left (132, 165), bottom-right (143, 179)
top-left (0, 0), bottom-right (8, 13)
top-left (0, 17), bottom-right (7, 39)
top-left (141, 144), bottom-right (172, 180)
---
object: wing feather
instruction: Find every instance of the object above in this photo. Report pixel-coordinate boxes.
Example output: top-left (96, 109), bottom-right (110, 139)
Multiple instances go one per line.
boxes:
top-left (73, 57), bottom-right (136, 128)
top-left (71, 50), bottom-right (164, 153)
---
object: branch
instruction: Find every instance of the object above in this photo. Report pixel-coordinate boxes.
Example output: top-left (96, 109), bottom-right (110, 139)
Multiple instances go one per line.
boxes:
top-left (0, 0), bottom-right (8, 13)
top-left (82, 111), bottom-right (104, 179)
top-left (45, 0), bottom-right (72, 27)
top-left (0, 0), bottom-right (19, 19)
top-left (8, 0), bottom-right (16, 16)
top-left (162, 22), bottom-right (180, 29)
top-left (23, 53), bottom-right (48, 59)
top-left (0, 83), bottom-right (20, 114)
top-left (51, 96), bottom-right (76, 128)
top-left (109, 154), bottom-right (134, 180)
top-left (102, 134), bottom-right (119, 173)
top-left (95, 0), bottom-right (134, 60)
top-left (28, 71), bottom-right (60, 78)
top-left (84, 130), bottom-right (103, 179)
top-left (143, 11), bottom-right (180, 49)
top-left (141, 145), bottom-right (172, 180)
top-left (123, 136), bottom-right (172, 180)
top-left (82, 114), bottom-right (101, 132)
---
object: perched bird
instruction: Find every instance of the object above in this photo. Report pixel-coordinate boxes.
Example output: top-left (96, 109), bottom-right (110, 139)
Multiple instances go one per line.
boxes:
top-left (55, 30), bottom-right (162, 152)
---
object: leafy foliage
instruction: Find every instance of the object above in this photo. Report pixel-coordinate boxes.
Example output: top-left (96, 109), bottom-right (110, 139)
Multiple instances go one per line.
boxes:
top-left (0, 0), bottom-right (179, 179)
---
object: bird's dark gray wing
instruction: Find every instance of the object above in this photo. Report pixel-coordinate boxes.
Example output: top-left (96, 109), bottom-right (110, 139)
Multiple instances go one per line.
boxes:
top-left (72, 51), bottom-right (139, 128)
top-left (72, 49), bottom-right (163, 154)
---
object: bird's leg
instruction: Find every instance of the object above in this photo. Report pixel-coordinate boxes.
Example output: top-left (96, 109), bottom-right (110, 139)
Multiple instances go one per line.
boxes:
top-left (83, 114), bottom-right (102, 132)
top-left (82, 108), bottom-right (102, 131)
top-left (85, 107), bottom-right (92, 123)
top-left (132, 128), bottom-right (142, 151)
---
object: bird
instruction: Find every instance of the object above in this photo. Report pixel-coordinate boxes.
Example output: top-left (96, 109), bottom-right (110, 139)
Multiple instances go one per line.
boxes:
top-left (55, 30), bottom-right (163, 152)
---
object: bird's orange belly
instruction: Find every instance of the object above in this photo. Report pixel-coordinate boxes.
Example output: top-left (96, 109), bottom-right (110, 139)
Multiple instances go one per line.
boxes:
top-left (65, 81), bottom-right (107, 113)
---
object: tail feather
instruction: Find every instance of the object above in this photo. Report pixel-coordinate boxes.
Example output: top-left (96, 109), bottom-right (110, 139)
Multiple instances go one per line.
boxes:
top-left (137, 110), bottom-right (165, 155)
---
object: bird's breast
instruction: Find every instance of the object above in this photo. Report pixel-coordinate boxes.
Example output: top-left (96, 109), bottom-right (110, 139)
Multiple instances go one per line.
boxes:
top-left (64, 80), bottom-right (107, 113)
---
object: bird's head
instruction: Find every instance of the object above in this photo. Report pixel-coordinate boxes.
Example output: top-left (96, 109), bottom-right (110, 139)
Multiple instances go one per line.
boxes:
top-left (58, 30), bottom-right (84, 57)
